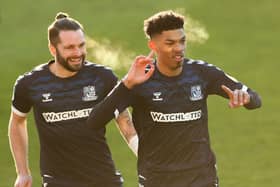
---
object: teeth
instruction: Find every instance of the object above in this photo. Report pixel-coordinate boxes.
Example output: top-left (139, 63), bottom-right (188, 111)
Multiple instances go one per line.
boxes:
top-left (175, 55), bottom-right (182, 59)
top-left (70, 58), bottom-right (81, 62)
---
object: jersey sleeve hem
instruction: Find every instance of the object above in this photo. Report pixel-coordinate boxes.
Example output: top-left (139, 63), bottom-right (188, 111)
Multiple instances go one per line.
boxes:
top-left (11, 105), bottom-right (28, 117)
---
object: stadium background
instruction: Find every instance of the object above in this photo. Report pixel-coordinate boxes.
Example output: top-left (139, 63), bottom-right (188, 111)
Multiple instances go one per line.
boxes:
top-left (0, 0), bottom-right (279, 186)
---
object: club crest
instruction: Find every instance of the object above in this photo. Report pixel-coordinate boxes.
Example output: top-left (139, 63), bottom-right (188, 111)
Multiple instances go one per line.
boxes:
top-left (82, 86), bottom-right (98, 101)
top-left (190, 85), bottom-right (203, 101)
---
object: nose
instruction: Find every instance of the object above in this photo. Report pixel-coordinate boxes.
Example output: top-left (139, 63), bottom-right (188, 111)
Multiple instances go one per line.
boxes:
top-left (174, 43), bottom-right (185, 52)
top-left (72, 47), bottom-right (83, 57)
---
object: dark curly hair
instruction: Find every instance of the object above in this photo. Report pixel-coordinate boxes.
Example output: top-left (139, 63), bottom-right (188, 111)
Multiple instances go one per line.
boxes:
top-left (144, 10), bottom-right (185, 39)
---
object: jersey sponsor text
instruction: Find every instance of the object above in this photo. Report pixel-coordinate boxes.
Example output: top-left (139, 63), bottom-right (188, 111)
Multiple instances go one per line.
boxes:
top-left (150, 110), bottom-right (202, 123)
top-left (42, 108), bottom-right (92, 123)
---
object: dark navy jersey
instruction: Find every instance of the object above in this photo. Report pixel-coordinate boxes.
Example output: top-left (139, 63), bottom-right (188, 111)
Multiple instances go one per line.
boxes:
top-left (118, 58), bottom-right (261, 175)
top-left (12, 60), bottom-right (123, 185)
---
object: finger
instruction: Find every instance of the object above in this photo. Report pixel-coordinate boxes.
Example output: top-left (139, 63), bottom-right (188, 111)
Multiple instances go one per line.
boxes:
top-left (137, 58), bottom-right (152, 67)
top-left (135, 55), bottom-right (148, 63)
top-left (228, 102), bottom-right (234, 108)
top-left (238, 90), bottom-right (244, 106)
top-left (233, 89), bottom-right (238, 105)
top-left (146, 50), bottom-right (154, 59)
top-left (243, 92), bottom-right (250, 104)
top-left (221, 85), bottom-right (233, 100)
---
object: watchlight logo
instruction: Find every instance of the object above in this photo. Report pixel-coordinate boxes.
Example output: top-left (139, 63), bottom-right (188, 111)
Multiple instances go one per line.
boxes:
top-left (42, 108), bottom-right (92, 123)
top-left (150, 110), bottom-right (202, 123)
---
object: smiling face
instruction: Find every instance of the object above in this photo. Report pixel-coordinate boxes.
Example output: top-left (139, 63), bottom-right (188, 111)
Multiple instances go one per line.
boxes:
top-left (50, 29), bottom-right (86, 73)
top-left (149, 28), bottom-right (186, 76)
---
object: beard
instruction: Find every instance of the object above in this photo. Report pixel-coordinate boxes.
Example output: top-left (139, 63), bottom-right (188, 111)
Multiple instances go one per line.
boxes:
top-left (56, 50), bottom-right (85, 72)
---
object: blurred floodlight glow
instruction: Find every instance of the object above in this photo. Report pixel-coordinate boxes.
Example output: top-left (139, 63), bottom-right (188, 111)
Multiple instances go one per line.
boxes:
top-left (86, 36), bottom-right (134, 71)
top-left (176, 8), bottom-right (209, 44)
top-left (86, 10), bottom-right (208, 71)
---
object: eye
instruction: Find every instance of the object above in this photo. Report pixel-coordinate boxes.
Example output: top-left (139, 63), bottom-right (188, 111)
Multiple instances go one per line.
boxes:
top-left (79, 42), bottom-right (86, 48)
top-left (165, 42), bottom-right (173, 46)
top-left (64, 45), bottom-right (74, 50)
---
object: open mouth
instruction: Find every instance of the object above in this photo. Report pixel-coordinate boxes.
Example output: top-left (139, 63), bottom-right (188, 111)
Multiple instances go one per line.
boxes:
top-left (69, 57), bottom-right (83, 64)
top-left (174, 54), bottom-right (184, 62)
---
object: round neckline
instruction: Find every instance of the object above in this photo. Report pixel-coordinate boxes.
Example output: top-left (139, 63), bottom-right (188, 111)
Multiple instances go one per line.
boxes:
top-left (154, 59), bottom-right (186, 81)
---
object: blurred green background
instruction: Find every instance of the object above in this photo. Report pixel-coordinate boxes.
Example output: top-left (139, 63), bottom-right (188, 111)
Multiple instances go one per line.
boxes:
top-left (0, 0), bottom-right (279, 186)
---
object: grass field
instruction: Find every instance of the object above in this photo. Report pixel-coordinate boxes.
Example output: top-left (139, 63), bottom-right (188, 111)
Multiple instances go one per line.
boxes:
top-left (0, 0), bottom-right (279, 186)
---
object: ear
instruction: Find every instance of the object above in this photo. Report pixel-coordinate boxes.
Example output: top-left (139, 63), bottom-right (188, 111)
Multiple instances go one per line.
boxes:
top-left (48, 43), bottom-right (56, 57)
top-left (148, 40), bottom-right (156, 51)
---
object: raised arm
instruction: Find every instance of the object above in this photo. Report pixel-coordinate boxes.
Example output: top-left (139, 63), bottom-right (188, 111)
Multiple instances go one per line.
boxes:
top-left (86, 52), bottom-right (155, 129)
top-left (8, 112), bottom-right (32, 187)
top-left (221, 85), bottom-right (262, 109)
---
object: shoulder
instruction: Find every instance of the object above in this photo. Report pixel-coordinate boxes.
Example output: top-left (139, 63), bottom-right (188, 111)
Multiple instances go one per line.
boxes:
top-left (184, 58), bottom-right (223, 74)
top-left (14, 63), bottom-right (49, 87)
top-left (185, 58), bottom-right (217, 69)
top-left (84, 61), bottom-right (116, 77)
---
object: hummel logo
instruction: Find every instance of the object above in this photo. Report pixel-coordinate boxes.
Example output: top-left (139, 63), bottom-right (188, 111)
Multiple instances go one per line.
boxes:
top-left (42, 93), bottom-right (53, 102)
top-left (152, 92), bottom-right (163, 101)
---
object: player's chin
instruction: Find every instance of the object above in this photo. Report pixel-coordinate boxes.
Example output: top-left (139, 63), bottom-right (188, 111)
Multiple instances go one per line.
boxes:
top-left (68, 59), bottom-right (84, 70)
top-left (174, 60), bottom-right (184, 67)
top-left (67, 63), bottom-right (83, 72)
top-left (72, 64), bottom-right (83, 71)
top-left (172, 58), bottom-right (184, 66)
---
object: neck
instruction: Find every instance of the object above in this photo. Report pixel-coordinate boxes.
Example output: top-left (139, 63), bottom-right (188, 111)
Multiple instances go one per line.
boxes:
top-left (49, 61), bottom-right (77, 78)
top-left (156, 60), bottom-right (183, 77)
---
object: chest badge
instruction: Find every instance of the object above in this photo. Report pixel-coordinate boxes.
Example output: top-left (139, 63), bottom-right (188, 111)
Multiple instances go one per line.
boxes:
top-left (190, 85), bottom-right (203, 101)
top-left (82, 86), bottom-right (98, 101)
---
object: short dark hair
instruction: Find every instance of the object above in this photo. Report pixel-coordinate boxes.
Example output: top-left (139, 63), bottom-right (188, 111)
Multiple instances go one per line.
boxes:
top-left (48, 12), bottom-right (84, 46)
top-left (144, 10), bottom-right (185, 39)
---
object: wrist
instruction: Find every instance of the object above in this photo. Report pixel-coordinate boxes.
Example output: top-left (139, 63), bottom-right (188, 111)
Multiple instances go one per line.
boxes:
top-left (122, 78), bottom-right (134, 89)
top-left (128, 135), bottom-right (138, 156)
top-left (17, 168), bottom-right (31, 176)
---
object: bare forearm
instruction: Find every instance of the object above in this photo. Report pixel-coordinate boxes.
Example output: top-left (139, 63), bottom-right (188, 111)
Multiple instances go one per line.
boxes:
top-left (8, 115), bottom-right (30, 175)
top-left (116, 109), bottom-right (137, 142)
top-left (116, 109), bottom-right (138, 155)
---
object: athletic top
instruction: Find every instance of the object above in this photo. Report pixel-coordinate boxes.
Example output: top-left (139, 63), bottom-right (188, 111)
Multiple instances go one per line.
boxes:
top-left (12, 60), bottom-right (123, 184)
top-left (87, 58), bottom-right (261, 176)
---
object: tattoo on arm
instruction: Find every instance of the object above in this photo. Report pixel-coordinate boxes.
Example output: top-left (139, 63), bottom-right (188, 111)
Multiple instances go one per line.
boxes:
top-left (116, 109), bottom-right (137, 141)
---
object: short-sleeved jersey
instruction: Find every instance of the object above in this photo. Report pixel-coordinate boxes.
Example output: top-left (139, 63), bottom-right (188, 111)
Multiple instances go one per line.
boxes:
top-left (121, 58), bottom-right (260, 175)
top-left (12, 60), bottom-right (122, 185)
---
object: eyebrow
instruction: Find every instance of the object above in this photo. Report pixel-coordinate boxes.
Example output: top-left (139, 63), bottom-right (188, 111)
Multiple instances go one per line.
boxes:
top-left (64, 41), bottom-right (86, 48)
top-left (165, 36), bottom-right (186, 42)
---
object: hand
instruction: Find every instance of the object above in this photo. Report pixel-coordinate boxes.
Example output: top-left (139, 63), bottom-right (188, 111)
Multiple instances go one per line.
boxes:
top-left (123, 51), bottom-right (155, 89)
top-left (221, 85), bottom-right (250, 108)
top-left (14, 174), bottom-right (32, 187)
